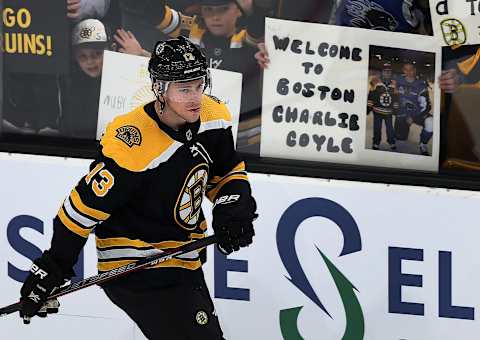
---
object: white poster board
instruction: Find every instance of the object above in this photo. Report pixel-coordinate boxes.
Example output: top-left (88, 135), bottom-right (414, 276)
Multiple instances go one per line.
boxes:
top-left (97, 51), bottom-right (242, 144)
top-left (261, 17), bottom-right (442, 172)
top-left (430, 0), bottom-right (480, 46)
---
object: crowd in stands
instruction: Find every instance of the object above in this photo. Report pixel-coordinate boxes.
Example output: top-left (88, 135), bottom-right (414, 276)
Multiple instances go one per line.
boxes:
top-left (2, 0), bottom-right (479, 170)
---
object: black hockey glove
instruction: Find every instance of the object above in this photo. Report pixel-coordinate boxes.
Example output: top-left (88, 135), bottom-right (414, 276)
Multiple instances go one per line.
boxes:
top-left (212, 181), bottom-right (258, 255)
top-left (19, 251), bottom-right (70, 324)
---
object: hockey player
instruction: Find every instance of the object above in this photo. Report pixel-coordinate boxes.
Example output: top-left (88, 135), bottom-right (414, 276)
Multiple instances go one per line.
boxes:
top-left (367, 62), bottom-right (399, 151)
top-left (394, 62), bottom-right (432, 156)
top-left (18, 36), bottom-right (257, 340)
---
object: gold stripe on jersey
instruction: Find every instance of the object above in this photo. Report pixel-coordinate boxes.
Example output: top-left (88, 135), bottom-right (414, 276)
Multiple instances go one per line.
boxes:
top-left (207, 174), bottom-right (249, 201)
top-left (96, 235), bottom-right (206, 272)
top-left (153, 240), bottom-right (189, 248)
top-left (96, 237), bottom-right (205, 251)
top-left (101, 107), bottom-right (183, 172)
top-left (70, 189), bottom-right (110, 221)
top-left (98, 257), bottom-right (202, 272)
top-left (97, 249), bottom-right (202, 271)
top-left (157, 5), bottom-right (173, 30)
top-left (157, 6), bottom-right (180, 35)
top-left (149, 258), bottom-right (201, 270)
top-left (98, 259), bottom-right (135, 272)
top-left (63, 197), bottom-right (97, 228)
top-left (230, 30), bottom-right (246, 48)
top-left (179, 201), bottom-right (192, 212)
top-left (207, 161), bottom-right (249, 200)
top-left (209, 162), bottom-right (246, 185)
top-left (58, 207), bottom-right (91, 238)
top-left (96, 238), bottom-right (184, 252)
top-left (96, 236), bottom-right (152, 249)
top-left (157, 6), bottom-right (191, 38)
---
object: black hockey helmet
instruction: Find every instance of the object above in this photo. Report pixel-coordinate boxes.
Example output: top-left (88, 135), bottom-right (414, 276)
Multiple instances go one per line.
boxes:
top-left (148, 35), bottom-right (208, 83)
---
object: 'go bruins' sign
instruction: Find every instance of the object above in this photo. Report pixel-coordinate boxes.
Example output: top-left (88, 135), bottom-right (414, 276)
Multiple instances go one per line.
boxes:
top-left (174, 163), bottom-right (209, 230)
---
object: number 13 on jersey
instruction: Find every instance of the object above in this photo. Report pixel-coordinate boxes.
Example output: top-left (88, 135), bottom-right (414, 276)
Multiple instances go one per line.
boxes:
top-left (85, 162), bottom-right (115, 197)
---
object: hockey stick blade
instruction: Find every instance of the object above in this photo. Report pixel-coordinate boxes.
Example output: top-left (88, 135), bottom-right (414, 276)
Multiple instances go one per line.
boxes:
top-left (0, 235), bottom-right (217, 317)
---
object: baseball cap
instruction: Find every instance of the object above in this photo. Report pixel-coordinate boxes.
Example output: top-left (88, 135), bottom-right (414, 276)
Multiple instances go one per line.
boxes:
top-left (72, 19), bottom-right (108, 46)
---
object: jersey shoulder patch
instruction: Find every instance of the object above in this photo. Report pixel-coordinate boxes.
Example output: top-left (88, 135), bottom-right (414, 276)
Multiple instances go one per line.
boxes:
top-left (100, 106), bottom-right (177, 172)
top-left (115, 125), bottom-right (142, 147)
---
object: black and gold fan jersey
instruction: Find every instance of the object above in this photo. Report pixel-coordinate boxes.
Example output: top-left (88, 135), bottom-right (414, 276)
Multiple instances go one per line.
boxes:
top-left (149, 0), bottom-right (263, 47)
top-left (457, 47), bottom-right (480, 86)
top-left (49, 95), bottom-right (249, 287)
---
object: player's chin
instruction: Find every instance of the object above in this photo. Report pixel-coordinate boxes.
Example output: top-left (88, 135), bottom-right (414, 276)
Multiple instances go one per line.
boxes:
top-left (184, 107), bottom-right (201, 122)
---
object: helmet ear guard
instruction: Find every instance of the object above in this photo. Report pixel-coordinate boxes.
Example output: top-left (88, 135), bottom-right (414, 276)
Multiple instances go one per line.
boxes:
top-left (151, 78), bottom-right (167, 111)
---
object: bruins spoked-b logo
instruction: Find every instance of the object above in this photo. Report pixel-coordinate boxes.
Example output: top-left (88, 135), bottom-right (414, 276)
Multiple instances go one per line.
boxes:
top-left (80, 27), bottom-right (93, 39)
top-left (115, 125), bottom-right (142, 147)
top-left (440, 18), bottom-right (466, 46)
top-left (174, 164), bottom-right (209, 230)
top-left (379, 92), bottom-right (392, 107)
top-left (195, 310), bottom-right (209, 325)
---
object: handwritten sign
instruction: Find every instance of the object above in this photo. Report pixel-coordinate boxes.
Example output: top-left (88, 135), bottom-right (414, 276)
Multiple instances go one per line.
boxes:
top-left (98, 51), bottom-right (242, 145)
top-left (261, 18), bottom-right (442, 172)
top-left (430, 0), bottom-right (480, 46)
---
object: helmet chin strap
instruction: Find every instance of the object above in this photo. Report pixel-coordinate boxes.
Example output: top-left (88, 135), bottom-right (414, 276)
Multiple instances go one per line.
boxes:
top-left (158, 95), bottom-right (166, 112)
top-left (154, 95), bottom-right (167, 117)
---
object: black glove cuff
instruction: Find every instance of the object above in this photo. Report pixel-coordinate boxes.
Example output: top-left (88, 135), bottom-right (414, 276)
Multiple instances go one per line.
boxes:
top-left (213, 180), bottom-right (256, 220)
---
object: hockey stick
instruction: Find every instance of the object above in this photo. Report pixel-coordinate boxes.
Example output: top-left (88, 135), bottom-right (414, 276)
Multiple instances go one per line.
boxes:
top-left (0, 235), bottom-right (217, 317)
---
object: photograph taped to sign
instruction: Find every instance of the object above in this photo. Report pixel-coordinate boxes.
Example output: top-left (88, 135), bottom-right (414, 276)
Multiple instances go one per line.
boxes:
top-left (366, 46), bottom-right (436, 157)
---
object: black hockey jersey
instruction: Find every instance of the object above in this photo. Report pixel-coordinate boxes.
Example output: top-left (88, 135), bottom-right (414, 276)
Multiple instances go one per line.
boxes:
top-left (367, 81), bottom-right (399, 115)
top-left (49, 95), bottom-right (249, 282)
top-left (457, 47), bottom-right (480, 86)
